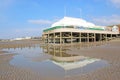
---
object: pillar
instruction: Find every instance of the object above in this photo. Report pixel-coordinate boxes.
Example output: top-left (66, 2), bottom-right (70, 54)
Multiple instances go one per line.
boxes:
top-left (100, 34), bottom-right (102, 42)
top-left (79, 32), bottom-right (81, 43)
top-left (48, 33), bottom-right (49, 43)
top-left (116, 34), bottom-right (118, 38)
top-left (111, 34), bottom-right (112, 39)
top-left (71, 32), bottom-right (73, 44)
top-left (106, 34), bottom-right (107, 41)
top-left (54, 33), bottom-right (55, 44)
top-left (94, 33), bottom-right (96, 42)
top-left (87, 33), bottom-right (89, 43)
top-left (60, 32), bottom-right (62, 44)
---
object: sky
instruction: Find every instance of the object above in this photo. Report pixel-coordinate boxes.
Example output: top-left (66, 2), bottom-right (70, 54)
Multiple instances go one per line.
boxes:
top-left (0, 0), bottom-right (120, 39)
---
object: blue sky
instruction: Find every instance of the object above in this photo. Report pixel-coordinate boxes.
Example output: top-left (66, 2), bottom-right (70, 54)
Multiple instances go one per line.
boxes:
top-left (0, 0), bottom-right (120, 39)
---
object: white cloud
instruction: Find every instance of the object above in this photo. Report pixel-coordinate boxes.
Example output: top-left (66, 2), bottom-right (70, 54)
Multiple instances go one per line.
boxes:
top-left (0, 0), bottom-right (15, 8)
top-left (110, 0), bottom-right (120, 4)
top-left (15, 28), bottom-right (42, 33)
top-left (13, 28), bottom-right (43, 37)
top-left (28, 19), bottom-right (53, 24)
top-left (91, 15), bottom-right (120, 26)
top-left (109, 0), bottom-right (120, 8)
top-left (92, 0), bottom-right (120, 8)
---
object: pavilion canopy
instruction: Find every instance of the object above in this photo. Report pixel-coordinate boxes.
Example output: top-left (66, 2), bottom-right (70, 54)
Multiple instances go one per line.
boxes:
top-left (51, 17), bottom-right (96, 28)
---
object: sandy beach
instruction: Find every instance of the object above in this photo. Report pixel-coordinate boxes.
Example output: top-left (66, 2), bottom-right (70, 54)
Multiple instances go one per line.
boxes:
top-left (0, 39), bottom-right (120, 80)
top-left (66, 39), bottom-right (120, 80)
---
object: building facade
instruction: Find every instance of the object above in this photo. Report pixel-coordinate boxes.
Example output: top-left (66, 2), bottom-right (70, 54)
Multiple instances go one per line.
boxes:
top-left (42, 17), bottom-right (119, 44)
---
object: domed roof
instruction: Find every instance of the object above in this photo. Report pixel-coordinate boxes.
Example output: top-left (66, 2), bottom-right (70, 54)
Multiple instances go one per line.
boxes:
top-left (51, 17), bottom-right (95, 28)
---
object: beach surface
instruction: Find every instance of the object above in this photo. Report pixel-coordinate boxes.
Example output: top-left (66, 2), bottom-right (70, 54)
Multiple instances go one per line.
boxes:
top-left (66, 39), bottom-right (120, 80)
top-left (0, 39), bottom-right (120, 80)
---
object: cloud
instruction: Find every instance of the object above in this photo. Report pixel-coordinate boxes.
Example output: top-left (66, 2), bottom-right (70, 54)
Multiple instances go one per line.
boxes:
top-left (0, 0), bottom-right (15, 8)
top-left (28, 19), bottom-right (53, 24)
top-left (91, 15), bottom-right (120, 26)
top-left (110, 0), bottom-right (120, 4)
top-left (93, 0), bottom-right (120, 8)
top-left (12, 27), bottom-right (43, 38)
top-left (109, 0), bottom-right (120, 8)
top-left (15, 28), bottom-right (43, 33)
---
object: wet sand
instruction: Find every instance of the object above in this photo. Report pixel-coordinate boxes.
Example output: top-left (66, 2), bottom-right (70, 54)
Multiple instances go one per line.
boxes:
top-left (66, 39), bottom-right (120, 80)
top-left (0, 54), bottom-right (43, 80)
top-left (0, 39), bottom-right (120, 80)
top-left (0, 40), bottom-right (42, 80)
top-left (0, 40), bottom-right (42, 49)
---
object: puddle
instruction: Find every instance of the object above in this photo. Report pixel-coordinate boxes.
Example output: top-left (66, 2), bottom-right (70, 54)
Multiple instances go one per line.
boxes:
top-left (3, 44), bottom-right (109, 80)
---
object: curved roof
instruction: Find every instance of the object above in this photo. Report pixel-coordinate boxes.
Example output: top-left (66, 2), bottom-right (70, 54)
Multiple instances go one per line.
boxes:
top-left (51, 17), bottom-right (95, 28)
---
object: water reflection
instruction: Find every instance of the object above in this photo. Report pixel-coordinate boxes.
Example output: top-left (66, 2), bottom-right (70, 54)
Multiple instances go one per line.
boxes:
top-left (3, 43), bottom-right (109, 79)
top-left (41, 45), bottom-right (108, 76)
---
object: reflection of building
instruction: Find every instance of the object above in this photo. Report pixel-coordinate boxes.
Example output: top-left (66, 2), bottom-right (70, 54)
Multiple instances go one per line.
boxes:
top-left (42, 45), bottom-right (84, 62)
top-left (52, 58), bottom-right (100, 70)
top-left (42, 45), bottom-right (104, 70)
top-left (42, 17), bottom-right (119, 44)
